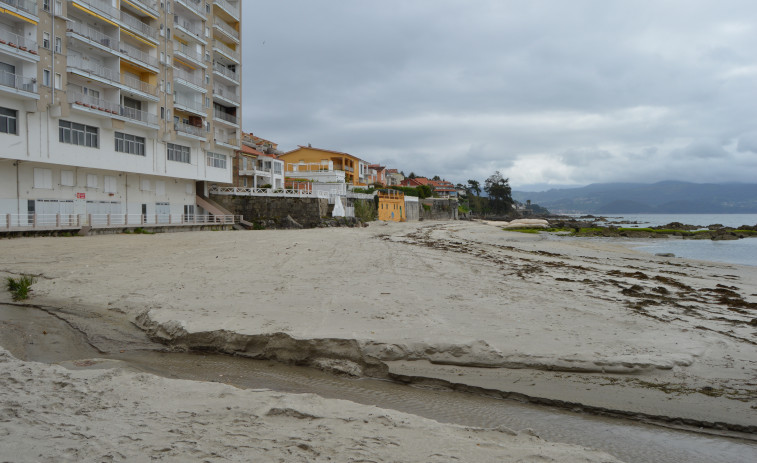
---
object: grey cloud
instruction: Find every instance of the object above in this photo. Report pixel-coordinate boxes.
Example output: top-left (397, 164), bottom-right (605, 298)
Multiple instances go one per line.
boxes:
top-left (243, 0), bottom-right (757, 187)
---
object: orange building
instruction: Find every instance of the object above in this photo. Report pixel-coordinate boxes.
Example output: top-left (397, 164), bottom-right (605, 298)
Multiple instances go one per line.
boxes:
top-left (377, 190), bottom-right (405, 222)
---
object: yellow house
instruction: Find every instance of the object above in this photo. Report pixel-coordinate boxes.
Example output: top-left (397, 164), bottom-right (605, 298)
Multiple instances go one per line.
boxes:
top-left (377, 190), bottom-right (406, 222)
top-left (278, 146), bottom-right (368, 187)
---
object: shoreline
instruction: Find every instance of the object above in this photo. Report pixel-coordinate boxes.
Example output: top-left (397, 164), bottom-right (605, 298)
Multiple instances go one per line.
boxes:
top-left (2, 221), bottom-right (756, 459)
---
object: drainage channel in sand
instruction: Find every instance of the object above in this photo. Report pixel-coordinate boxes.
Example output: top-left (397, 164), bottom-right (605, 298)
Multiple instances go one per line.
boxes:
top-left (1, 303), bottom-right (755, 463)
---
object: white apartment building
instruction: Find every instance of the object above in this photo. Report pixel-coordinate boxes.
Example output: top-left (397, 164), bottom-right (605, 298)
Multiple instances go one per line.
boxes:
top-left (0, 0), bottom-right (240, 225)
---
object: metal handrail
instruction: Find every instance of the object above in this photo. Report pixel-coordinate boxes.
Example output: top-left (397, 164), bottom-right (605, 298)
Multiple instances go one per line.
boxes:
top-left (174, 15), bottom-right (202, 38)
top-left (0, 0), bottom-right (38, 15)
top-left (213, 39), bottom-right (240, 61)
top-left (0, 24), bottom-right (38, 52)
top-left (213, 18), bottom-right (239, 40)
top-left (213, 84), bottom-right (240, 103)
top-left (120, 9), bottom-right (158, 41)
top-left (214, 0), bottom-right (240, 20)
top-left (212, 62), bottom-right (239, 82)
top-left (69, 91), bottom-right (158, 125)
top-left (0, 69), bottom-right (37, 93)
top-left (173, 67), bottom-right (204, 87)
top-left (175, 121), bottom-right (206, 137)
top-left (2, 213), bottom-right (239, 229)
top-left (213, 109), bottom-right (237, 125)
top-left (174, 94), bottom-right (205, 112)
top-left (174, 42), bottom-right (204, 64)
top-left (176, 0), bottom-right (205, 17)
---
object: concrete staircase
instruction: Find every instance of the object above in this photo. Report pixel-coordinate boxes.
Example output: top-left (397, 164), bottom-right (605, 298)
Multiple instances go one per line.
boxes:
top-left (196, 194), bottom-right (254, 230)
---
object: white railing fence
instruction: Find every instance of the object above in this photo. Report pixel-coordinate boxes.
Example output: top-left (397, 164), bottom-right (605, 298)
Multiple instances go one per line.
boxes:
top-left (3, 213), bottom-right (239, 230)
top-left (210, 186), bottom-right (329, 199)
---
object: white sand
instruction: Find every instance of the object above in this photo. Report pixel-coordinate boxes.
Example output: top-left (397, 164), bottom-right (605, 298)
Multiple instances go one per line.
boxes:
top-left (1, 220), bottom-right (755, 458)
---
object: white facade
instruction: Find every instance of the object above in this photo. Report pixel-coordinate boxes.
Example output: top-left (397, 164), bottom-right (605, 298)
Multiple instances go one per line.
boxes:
top-left (0, 0), bottom-right (241, 219)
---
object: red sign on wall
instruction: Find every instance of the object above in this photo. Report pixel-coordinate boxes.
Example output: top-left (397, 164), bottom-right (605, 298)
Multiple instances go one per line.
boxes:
top-left (76, 193), bottom-right (86, 199)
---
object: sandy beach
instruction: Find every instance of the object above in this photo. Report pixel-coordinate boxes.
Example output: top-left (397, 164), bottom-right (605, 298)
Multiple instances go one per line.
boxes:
top-left (1, 220), bottom-right (756, 461)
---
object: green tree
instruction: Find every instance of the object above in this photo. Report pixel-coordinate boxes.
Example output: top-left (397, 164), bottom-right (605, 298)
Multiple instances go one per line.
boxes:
top-left (432, 175), bottom-right (441, 181)
top-left (484, 171), bottom-right (513, 214)
top-left (408, 172), bottom-right (416, 179)
top-left (467, 179), bottom-right (481, 197)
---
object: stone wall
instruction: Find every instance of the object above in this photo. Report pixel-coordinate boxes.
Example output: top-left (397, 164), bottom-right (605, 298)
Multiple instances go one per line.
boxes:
top-left (211, 195), bottom-right (329, 228)
top-left (420, 198), bottom-right (459, 221)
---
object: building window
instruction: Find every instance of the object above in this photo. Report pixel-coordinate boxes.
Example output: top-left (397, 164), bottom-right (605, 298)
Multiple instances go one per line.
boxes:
top-left (61, 170), bottom-right (75, 186)
top-left (274, 162), bottom-right (282, 174)
top-left (0, 107), bottom-right (18, 134)
top-left (43, 0), bottom-right (50, 11)
top-left (33, 168), bottom-right (53, 189)
top-left (86, 174), bottom-right (98, 188)
top-left (104, 176), bottom-right (117, 193)
top-left (167, 143), bottom-right (190, 163)
top-left (115, 132), bottom-right (146, 156)
top-left (43, 32), bottom-right (50, 49)
top-left (43, 69), bottom-right (51, 87)
top-left (206, 152), bottom-right (226, 169)
top-left (54, 37), bottom-right (61, 53)
top-left (141, 179), bottom-right (151, 191)
top-left (54, 73), bottom-right (61, 89)
top-left (59, 120), bottom-right (98, 147)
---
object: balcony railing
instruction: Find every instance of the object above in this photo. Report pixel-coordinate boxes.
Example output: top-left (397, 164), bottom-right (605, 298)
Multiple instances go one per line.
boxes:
top-left (0, 26), bottom-right (38, 55)
top-left (120, 10), bottom-right (158, 41)
top-left (119, 41), bottom-right (158, 68)
top-left (67, 55), bottom-right (157, 96)
top-left (0, 69), bottom-right (37, 94)
top-left (214, 0), bottom-right (239, 20)
top-left (212, 62), bottom-right (238, 82)
top-left (213, 109), bottom-right (237, 125)
top-left (0, 0), bottom-right (38, 16)
top-left (210, 186), bottom-right (330, 199)
top-left (214, 131), bottom-right (238, 147)
top-left (176, 0), bottom-right (205, 17)
top-left (213, 19), bottom-right (239, 41)
top-left (174, 42), bottom-right (204, 65)
top-left (174, 94), bottom-right (205, 113)
top-left (213, 84), bottom-right (239, 103)
top-left (73, 0), bottom-right (120, 24)
top-left (175, 120), bottom-right (207, 138)
top-left (174, 67), bottom-right (205, 88)
top-left (174, 15), bottom-right (203, 40)
top-left (68, 91), bottom-right (158, 126)
top-left (126, 0), bottom-right (159, 18)
top-left (212, 39), bottom-right (240, 62)
top-left (67, 20), bottom-right (118, 49)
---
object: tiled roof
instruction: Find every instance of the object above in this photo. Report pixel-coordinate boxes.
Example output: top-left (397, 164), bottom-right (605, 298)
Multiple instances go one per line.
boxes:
top-left (281, 146), bottom-right (365, 162)
top-left (240, 145), bottom-right (264, 156)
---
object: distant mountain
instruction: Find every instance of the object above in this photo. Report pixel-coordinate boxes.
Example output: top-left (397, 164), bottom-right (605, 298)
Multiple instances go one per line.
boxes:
top-left (512, 181), bottom-right (757, 214)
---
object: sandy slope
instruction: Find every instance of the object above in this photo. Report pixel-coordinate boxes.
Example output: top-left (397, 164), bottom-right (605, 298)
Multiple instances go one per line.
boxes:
top-left (0, 348), bottom-right (621, 462)
top-left (0, 221), bottom-right (755, 433)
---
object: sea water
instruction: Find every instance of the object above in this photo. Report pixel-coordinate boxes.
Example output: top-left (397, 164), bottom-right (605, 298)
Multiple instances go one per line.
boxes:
top-left (565, 214), bottom-right (757, 266)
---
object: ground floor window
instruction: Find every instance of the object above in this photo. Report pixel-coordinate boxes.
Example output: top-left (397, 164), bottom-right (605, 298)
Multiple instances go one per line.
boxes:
top-left (115, 132), bottom-right (146, 156)
top-left (59, 120), bottom-right (98, 147)
top-left (206, 152), bottom-right (227, 169)
top-left (0, 107), bottom-right (17, 134)
top-left (167, 143), bottom-right (191, 163)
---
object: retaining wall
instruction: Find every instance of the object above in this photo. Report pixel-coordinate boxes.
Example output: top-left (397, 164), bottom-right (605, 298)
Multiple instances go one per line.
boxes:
top-left (211, 195), bottom-right (329, 228)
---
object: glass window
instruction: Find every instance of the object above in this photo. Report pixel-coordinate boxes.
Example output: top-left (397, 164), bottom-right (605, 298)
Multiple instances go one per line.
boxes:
top-left (115, 132), bottom-right (146, 156)
top-left (0, 107), bottom-right (18, 134)
top-left (59, 120), bottom-right (98, 147)
top-left (206, 152), bottom-right (227, 169)
top-left (167, 143), bottom-right (191, 163)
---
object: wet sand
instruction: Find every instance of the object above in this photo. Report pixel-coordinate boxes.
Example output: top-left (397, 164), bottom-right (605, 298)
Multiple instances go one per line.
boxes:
top-left (1, 220), bottom-right (756, 460)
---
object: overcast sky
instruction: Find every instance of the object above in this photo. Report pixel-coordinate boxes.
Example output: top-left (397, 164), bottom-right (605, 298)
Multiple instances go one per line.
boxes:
top-left (241, 1), bottom-right (757, 190)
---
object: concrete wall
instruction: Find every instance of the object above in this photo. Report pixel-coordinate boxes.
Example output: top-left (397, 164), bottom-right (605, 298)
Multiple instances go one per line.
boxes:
top-left (211, 194), bottom-right (330, 228)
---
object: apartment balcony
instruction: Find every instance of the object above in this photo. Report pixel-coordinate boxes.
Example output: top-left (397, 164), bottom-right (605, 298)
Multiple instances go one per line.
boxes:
top-left (213, 109), bottom-right (238, 127)
top-left (214, 131), bottom-right (239, 149)
top-left (0, 0), bottom-right (38, 21)
top-left (213, 18), bottom-right (239, 43)
top-left (212, 39), bottom-right (240, 63)
top-left (173, 67), bottom-right (206, 93)
top-left (173, 42), bottom-right (206, 68)
top-left (176, 0), bottom-right (205, 19)
top-left (0, 26), bottom-right (39, 62)
top-left (0, 69), bottom-right (38, 99)
top-left (66, 21), bottom-right (158, 71)
top-left (214, 0), bottom-right (240, 21)
top-left (67, 55), bottom-right (158, 101)
top-left (68, 91), bottom-right (159, 128)
top-left (119, 9), bottom-right (159, 44)
top-left (174, 16), bottom-right (205, 44)
top-left (175, 121), bottom-right (207, 140)
top-left (124, 0), bottom-right (159, 19)
top-left (173, 94), bottom-right (205, 116)
top-left (212, 62), bottom-right (238, 84)
top-left (212, 84), bottom-right (239, 106)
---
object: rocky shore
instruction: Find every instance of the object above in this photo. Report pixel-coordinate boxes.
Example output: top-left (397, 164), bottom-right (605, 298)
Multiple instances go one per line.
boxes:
top-left (1, 221), bottom-right (756, 460)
